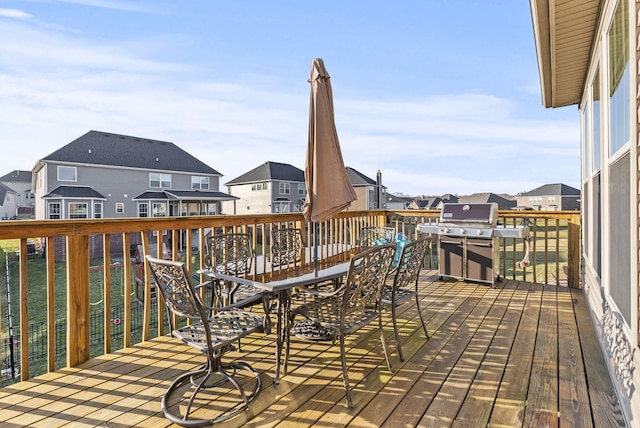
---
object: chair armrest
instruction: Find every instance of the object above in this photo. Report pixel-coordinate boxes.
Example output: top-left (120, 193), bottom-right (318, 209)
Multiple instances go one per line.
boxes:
top-left (294, 283), bottom-right (345, 298)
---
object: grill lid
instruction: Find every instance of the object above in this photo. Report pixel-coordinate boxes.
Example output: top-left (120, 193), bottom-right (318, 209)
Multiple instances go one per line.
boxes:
top-left (439, 203), bottom-right (498, 226)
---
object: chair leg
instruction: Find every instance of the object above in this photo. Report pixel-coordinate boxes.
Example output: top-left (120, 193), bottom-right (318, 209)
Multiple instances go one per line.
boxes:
top-left (379, 315), bottom-right (392, 372)
top-left (339, 334), bottom-right (353, 409)
top-left (414, 291), bottom-right (429, 339)
top-left (162, 355), bottom-right (261, 426)
top-left (391, 302), bottom-right (404, 362)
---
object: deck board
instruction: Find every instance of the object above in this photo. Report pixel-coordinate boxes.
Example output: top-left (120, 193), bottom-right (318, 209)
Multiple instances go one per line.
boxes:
top-left (0, 271), bottom-right (626, 427)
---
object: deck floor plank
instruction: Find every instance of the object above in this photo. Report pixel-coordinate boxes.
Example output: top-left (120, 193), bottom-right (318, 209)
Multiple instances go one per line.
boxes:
top-left (0, 271), bottom-right (627, 428)
top-left (450, 280), bottom-right (525, 427)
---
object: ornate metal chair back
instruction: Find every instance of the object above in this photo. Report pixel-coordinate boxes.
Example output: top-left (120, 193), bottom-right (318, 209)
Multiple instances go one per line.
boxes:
top-left (271, 227), bottom-right (304, 267)
top-left (358, 226), bottom-right (396, 248)
top-left (205, 233), bottom-right (255, 276)
top-left (342, 243), bottom-right (396, 320)
top-left (145, 255), bottom-right (208, 325)
top-left (392, 236), bottom-right (431, 288)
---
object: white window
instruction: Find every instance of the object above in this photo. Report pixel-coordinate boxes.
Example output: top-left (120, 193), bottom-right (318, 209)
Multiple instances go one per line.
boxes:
top-left (191, 176), bottom-right (210, 190)
top-left (93, 202), bottom-right (102, 219)
top-left (138, 203), bottom-right (149, 218)
top-left (149, 173), bottom-right (171, 188)
top-left (152, 202), bottom-right (167, 217)
top-left (592, 68), bottom-right (601, 173)
top-left (206, 203), bottom-right (217, 215)
top-left (115, 203), bottom-right (124, 214)
top-left (48, 202), bottom-right (61, 219)
top-left (298, 184), bottom-right (306, 196)
top-left (279, 183), bottom-right (290, 195)
top-left (273, 200), bottom-right (290, 213)
top-left (57, 166), bottom-right (77, 182)
top-left (251, 183), bottom-right (266, 191)
top-left (69, 203), bottom-right (88, 219)
top-left (608, 0), bottom-right (630, 157)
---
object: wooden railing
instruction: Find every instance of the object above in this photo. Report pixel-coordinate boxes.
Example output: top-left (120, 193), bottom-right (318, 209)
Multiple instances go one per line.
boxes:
top-left (0, 209), bottom-right (579, 382)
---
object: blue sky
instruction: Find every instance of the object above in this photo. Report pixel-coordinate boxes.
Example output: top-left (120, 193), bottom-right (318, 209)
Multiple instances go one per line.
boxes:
top-left (0, 0), bottom-right (579, 196)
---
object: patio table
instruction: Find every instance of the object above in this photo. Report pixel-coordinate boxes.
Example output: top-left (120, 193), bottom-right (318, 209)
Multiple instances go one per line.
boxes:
top-left (201, 249), bottom-right (358, 384)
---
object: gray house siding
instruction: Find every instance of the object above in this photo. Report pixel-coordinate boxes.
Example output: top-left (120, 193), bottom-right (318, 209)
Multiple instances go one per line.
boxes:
top-left (38, 162), bottom-right (221, 219)
top-left (34, 131), bottom-right (229, 220)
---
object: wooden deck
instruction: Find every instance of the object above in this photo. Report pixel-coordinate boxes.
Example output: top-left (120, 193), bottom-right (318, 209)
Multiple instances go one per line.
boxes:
top-left (0, 271), bottom-right (626, 427)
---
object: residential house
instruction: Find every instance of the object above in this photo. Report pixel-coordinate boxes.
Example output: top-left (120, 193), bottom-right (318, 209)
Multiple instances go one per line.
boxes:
top-left (0, 183), bottom-right (18, 220)
top-left (457, 192), bottom-right (516, 210)
top-left (0, 170), bottom-right (35, 218)
top-left (385, 194), bottom-right (413, 210)
top-left (516, 183), bottom-right (580, 210)
top-left (222, 161), bottom-right (306, 215)
top-left (408, 196), bottom-right (442, 210)
top-left (345, 167), bottom-right (387, 211)
top-left (531, 0), bottom-right (636, 423)
top-left (32, 130), bottom-right (235, 220)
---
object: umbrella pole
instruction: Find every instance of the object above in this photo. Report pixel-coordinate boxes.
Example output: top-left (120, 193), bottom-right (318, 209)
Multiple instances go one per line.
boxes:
top-left (313, 222), bottom-right (319, 270)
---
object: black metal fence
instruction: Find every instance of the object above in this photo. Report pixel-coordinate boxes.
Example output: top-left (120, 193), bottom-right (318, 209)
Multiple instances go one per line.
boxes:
top-left (0, 300), bottom-right (161, 385)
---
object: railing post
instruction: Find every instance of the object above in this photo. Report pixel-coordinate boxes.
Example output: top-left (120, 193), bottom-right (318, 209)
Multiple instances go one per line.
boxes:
top-left (568, 213), bottom-right (581, 288)
top-left (67, 234), bottom-right (90, 366)
top-left (19, 239), bottom-right (29, 380)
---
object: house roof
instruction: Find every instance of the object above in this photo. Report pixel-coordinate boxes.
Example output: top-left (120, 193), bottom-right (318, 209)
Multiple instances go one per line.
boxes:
top-left (225, 161), bottom-right (304, 185)
top-left (37, 130), bottom-right (221, 176)
top-left (457, 193), bottom-right (516, 209)
top-left (530, 0), bottom-right (601, 108)
top-left (345, 167), bottom-right (375, 186)
top-left (133, 190), bottom-right (237, 201)
top-left (43, 185), bottom-right (107, 199)
top-left (165, 190), bottom-right (237, 201)
top-left (0, 170), bottom-right (32, 183)
top-left (519, 183), bottom-right (580, 197)
top-left (412, 197), bottom-right (441, 209)
top-left (0, 182), bottom-right (16, 206)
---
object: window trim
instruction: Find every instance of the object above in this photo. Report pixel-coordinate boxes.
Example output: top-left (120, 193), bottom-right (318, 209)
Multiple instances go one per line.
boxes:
top-left (68, 202), bottom-right (88, 219)
top-left (149, 172), bottom-right (172, 188)
top-left (279, 182), bottom-right (290, 195)
top-left (191, 176), bottom-right (210, 190)
top-left (57, 166), bottom-right (77, 182)
top-left (48, 202), bottom-right (61, 219)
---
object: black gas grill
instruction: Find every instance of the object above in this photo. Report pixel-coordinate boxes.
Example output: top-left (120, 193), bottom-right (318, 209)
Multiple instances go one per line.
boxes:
top-left (418, 203), bottom-right (529, 287)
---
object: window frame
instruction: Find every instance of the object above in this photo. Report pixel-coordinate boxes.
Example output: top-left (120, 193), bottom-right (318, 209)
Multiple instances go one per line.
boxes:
top-left (279, 182), bottom-right (290, 195)
top-left (149, 172), bottom-right (172, 188)
top-left (138, 202), bottom-right (149, 218)
top-left (93, 202), bottom-right (102, 219)
top-left (48, 202), bottom-right (61, 219)
top-left (57, 166), bottom-right (77, 182)
top-left (152, 202), bottom-right (167, 217)
top-left (191, 176), bottom-right (210, 190)
top-left (68, 202), bottom-right (88, 219)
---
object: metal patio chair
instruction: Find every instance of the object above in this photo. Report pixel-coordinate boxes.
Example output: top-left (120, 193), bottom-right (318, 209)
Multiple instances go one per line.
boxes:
top-left (381, 236), bottom-right (431, 362)
top-left (357, 226), bottom-right (396, 248)
top-left (285, 243), bottom-right (397, 408)
top-left (204, 233), bottom-right (271, 311)
top-left (270, 227), bottom-right (304, 268)
top-left (146, 255), bottom-right (265, 426)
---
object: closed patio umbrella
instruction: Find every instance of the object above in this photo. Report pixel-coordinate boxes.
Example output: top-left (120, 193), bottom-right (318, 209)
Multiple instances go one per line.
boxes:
top-left (302, 58), bottom-right (356, 224)
top-left (302, 58), bottom-right (357, 267)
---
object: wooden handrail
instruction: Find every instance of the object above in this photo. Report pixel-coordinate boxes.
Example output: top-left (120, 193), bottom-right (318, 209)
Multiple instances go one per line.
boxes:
top-left (0, 209), bottom-right (580, 380)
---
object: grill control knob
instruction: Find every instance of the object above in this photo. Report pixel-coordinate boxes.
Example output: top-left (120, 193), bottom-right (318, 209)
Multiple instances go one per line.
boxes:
top-left (460, 228), bottom-right (466, 235)
top-left (477, 229), bottom-right (484, 236)
top-left (443, 227), bottom-right (451, 234)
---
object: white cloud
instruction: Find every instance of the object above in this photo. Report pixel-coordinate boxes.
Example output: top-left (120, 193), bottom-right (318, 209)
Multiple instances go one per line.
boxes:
top-left (50, 0), bottom-right (157, 13)
top-left (0, 9), bottom-right (33, 19)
